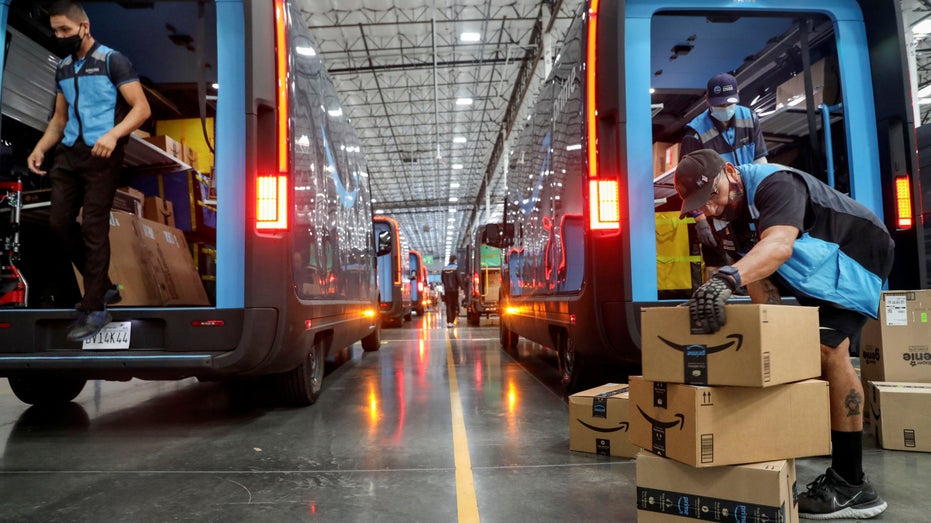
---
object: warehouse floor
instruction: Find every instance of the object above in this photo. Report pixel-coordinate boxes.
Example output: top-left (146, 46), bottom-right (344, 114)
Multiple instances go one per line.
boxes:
top-left (0, 311), bottom-right (926, 521)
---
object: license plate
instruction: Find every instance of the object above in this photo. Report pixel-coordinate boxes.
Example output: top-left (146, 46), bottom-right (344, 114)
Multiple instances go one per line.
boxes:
top-left (82, 321), bottom-right (132, 350)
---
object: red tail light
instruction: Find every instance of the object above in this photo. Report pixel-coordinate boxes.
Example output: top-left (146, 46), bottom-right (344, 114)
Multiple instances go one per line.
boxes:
top-left (894, 175), bottom-right (913, 229)
top-left (586, 0), bottom-right (600, 179)
top-left (257, 0), bottom-right (290, 232)
top-left (589, 179), bottom-right (619, 230)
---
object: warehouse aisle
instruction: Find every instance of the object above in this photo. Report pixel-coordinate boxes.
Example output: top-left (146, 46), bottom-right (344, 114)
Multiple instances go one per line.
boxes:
top-left (0, 311), bottom-right (927, 521)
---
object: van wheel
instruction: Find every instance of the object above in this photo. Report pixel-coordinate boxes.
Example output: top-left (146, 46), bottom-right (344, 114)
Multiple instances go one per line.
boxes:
top-left (500, 321), bottom-right (518, 349)
top-left (558, 334), bottom-right (589, 394)
top-left (8, 376), bottom-right (86, 405)
top-left (361, 321), bottom-right (381, 352)
top-left (277, 340), bottom-right (325, 406)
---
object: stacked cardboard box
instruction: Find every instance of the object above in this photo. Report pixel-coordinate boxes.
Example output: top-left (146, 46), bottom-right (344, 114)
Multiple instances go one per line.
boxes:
top-left (632, 304), bottom-right (830, 521)
top-left (860, 290), bottom-right (931, 452)
top-left (568, 383), bottom-right (639, 458)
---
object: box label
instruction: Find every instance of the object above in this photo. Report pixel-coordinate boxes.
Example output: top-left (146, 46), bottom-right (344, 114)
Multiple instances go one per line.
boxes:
top-left (885, 294), bottom-right (908, 326)
top-left (596, 438), bottom-right (611, 455)
top-left (637, 487), bottom-right (786, 522)
top-left (592, 386), bottom-right (627, 418)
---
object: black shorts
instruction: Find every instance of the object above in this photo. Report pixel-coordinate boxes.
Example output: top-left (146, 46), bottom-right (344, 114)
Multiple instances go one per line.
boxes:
top-left (795, 295), bottom-right (869, 348)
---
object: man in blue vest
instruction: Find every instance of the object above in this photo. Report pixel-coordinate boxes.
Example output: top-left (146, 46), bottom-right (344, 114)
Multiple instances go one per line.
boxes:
top-left (27, 1), bottom-right (151, 341)
top-left (680, 73), bottom-right (768, 251)
top-left (675, 149), bottom-right (892, 520)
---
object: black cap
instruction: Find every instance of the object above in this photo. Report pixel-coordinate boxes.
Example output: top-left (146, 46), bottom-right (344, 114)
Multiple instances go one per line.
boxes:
top-left (675, 149), bottom-right (726, 218)
top-left (707, 73), bottom-right (739, 106)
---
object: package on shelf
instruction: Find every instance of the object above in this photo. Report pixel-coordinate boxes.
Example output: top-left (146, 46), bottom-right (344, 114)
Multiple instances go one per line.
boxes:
top-left (143, 135), bottom-right (183, 161)
top-left (112, 186), bottom-right (144, 216)
top-left (135, 219), bottom-right (210, 306)
top-left (156, 118), bottom-right (215, 174)
top-left (641, 304), bottom-right (821, 387)
top-left (636, 451), bottom-right (798, 523)
top-left (869, 381), bottom-right (931, 453)
top-left (775, 56), bottom-right (839, 109)
top-left (132, 170), bottom-right (215, 235)
top-left (568, 383), bottom-right (639, 458)
top-left (143, 196), bottom-right (174, 227)
top-left (131, 129), bottom-right (150, 139)
top-left (628, 376), bottom-right (830, 468)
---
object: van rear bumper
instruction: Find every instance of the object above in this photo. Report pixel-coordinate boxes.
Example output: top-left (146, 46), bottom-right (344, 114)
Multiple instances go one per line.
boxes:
top-left (0, 307), bottom-right (278, 380)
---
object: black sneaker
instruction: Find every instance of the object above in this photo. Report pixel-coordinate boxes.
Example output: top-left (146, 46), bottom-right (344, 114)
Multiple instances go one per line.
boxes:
top-left (799, 467), bottom-right (887, 519)
top-left (67, 310), bottom-right (112, 342)
top-left (75, 284), bottom-right (122, 311)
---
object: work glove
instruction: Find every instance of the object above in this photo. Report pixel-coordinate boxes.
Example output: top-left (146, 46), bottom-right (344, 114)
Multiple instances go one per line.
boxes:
top-left (688, 269), bottom-right (739, 334)
top-left (693, 214), bottom-right (717, 247)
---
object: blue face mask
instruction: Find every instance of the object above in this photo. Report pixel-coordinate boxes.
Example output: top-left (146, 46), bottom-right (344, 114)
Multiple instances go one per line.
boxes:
top-left (710, 104), bottom-right (737, 122)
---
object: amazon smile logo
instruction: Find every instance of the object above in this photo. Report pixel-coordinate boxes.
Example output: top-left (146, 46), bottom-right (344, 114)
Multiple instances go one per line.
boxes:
top-left (577, 419), bottom-right (629, 433)
top-left (636, 406), bottom-right (686, 430)
top-left (657, 334), bottom-right (744, 355)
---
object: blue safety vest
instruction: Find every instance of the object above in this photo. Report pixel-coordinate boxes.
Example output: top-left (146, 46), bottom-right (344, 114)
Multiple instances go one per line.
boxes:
top-left (685, 106), bottom-right (759, 165)
top-left (739, 164), bottom-right (892, 318)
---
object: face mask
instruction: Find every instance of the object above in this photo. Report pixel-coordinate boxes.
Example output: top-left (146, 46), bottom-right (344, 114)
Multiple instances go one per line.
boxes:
top-left (710, 104), bottom-right (736, 122)
top-left (57, 28), bottom-right (84, 56)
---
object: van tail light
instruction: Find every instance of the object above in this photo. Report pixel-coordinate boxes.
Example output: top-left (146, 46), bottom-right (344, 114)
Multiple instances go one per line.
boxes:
top-left (256, 174), bottom-right (289, 230)
top-left (589, 179), bottom-right (619, 230)
top-left (894, 175), bottom-right (913, 230)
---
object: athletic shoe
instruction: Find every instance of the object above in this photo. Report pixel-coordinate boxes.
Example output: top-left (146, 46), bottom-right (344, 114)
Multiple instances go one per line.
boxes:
top-left (447, 322), bottom-right (454, 328)
top-left (67, 310), bottom-right (112, 342)
top-left (798, 467), bottom-right (887, 519)
top-left (75, 284), bottom-right (122, 310)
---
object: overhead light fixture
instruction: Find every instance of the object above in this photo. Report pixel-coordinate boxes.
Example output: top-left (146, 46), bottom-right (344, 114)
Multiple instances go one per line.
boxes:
top-left (450, 182), bottom-right (461, 188)
top-left (449, 197), bottom-right (459, 202)
top-left (460, 32), bottom-right (481, 42)
top-left (452, 164), bottom-right (463, 170)
top-left (914, 19), bottom-right (931, 35)
top-left (453, 136), bottom-right (467, 144)
top-left (328, 108), bottom-right (343, 117)
top-left (212, 83), bottom-right (219, 90)
top-left (295, 46), bottom-right (317, 56)
top-left (456, 97), bottom-right (473, 106)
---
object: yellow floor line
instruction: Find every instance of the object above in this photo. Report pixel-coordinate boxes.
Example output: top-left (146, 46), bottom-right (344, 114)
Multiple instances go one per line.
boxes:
top-left (447, 337), bottom-right (480, 522)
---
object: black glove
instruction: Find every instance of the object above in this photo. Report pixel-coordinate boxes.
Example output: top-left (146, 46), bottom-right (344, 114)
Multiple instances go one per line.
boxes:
top-left (693, 215), bottom-right (717, 247)
top-left (689, 271), bottom-right (738, 334)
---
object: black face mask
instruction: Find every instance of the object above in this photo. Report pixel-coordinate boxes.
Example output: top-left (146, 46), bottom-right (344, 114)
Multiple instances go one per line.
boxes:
top-left (57, 29), bottom-right (84, 57)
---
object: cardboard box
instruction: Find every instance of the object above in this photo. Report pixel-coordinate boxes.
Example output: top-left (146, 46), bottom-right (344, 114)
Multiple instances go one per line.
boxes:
top-left (775, 56), bottom-right (839, 109)
top-left (628, 376), bottom-right (830, 467)
top-left (636, 451), bottom-right (798, 522)
top-left (861, 290), bottom-right (931, 384)
top-left (135, 219), bottom-right (210, 306)
top-left (568, 383), bottom-right (639, 458)
top-left (641, 304), bottom-right (821, 387)
top-left (112, 186), bottom-right (144, 217)
top-left (182, 144), bottom-right (198, 170)
top-left (869, 381), bottom-right (931, 452)
top-left (653, 141), bottom-right (674, 178)
top-left (74, 211), bottom-right (164, 306)
top-left (143, 135), bottom-right (183, 160)
top-left (131, 129), bottom-right (150, 139)
top-left (143, 196), bottom-right (175, 228)
top-left (664, 143), bottom-right (681, 173)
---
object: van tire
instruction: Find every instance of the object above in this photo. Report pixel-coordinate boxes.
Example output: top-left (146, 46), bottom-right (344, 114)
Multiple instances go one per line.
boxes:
top-left (277, 340), bottom-right (325, 406)
top-left (361, 322), bottom-right (381, 352)
top-left (8, 376), bottom-right (86, 405)
top-left (500, 321), bottom-right (518, 349)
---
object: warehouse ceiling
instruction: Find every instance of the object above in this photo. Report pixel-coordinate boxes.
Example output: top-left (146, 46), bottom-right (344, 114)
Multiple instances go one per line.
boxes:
top-left (295, 0), bottom-right (581, 269)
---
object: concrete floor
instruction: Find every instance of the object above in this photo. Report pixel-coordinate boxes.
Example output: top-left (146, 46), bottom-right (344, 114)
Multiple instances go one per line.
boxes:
top-left (0, 311), bottom-right (927, 522)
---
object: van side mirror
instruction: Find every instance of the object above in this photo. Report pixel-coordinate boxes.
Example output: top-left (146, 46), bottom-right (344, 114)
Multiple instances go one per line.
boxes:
top-left (484, 223), bottom-right (514, 248)
top-left (375, 230), bottom-right (392, 256)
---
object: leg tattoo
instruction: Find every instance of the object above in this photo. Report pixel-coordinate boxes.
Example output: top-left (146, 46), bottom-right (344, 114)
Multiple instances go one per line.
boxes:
top-left (844, 388), bottom-right (862, 417)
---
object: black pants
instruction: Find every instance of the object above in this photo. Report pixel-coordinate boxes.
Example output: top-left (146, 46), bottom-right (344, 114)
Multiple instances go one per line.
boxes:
top-left (49, 141), bottom-right (124, 311)
top-left (444, 292), bottom-right (459, 321)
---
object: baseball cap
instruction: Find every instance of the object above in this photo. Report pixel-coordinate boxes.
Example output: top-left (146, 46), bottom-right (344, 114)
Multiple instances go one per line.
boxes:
top-left (707, 73), bottom-right (739, 106)
top-left (675, 149), bottom-right (726, 218)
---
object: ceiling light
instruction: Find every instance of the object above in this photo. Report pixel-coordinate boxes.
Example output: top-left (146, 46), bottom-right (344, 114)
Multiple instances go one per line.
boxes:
top-left (914, 19), bottom-right (931, 35)
top-left (328, 108), bottom-right (343, 117)
top-left (211, 83), bottom-right (219, 90)
top-left (452, 164), bottom-right (463, 170)
top-left (460, 32), bottom-right (481, 42)
top-left (449, 197), bottom-right (459, 202)
top-left (453, 136), bottom-right (467, 144)
top-left (296, 46), bottom-right (317, 56)
top-left (456, 97), bottom-right (473, 106)
top-left (450, 182), bottom-right (461, 188)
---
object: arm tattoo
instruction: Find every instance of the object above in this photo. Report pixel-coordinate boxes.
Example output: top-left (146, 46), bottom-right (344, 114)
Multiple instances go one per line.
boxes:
top-left (762, 279), bottom-right (782, 305)
top-left (844, 389), bottom-right (862, 417)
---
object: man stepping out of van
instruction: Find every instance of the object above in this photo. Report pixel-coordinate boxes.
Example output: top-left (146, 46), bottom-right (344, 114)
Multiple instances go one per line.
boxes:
top-left (441, 256), bottom-right (462, 328)
top-left (27, 1), bottom-right (151, 341)
top-left (675, 149), bottom-right (891, 520)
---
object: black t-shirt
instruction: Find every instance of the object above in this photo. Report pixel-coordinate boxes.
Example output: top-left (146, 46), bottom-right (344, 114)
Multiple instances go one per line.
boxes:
top-left (703, 171), bottom-right (808, 266)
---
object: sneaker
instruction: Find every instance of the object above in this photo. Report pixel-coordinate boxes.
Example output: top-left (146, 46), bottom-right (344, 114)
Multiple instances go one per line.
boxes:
top-left (447, 322), bottom-right (454, 328)
top-left (798, 467), bottom-right (887, 519)
top-left (67, 310), bottom-right (112, 342)
top-left (75, 284), bottom-right (122, 311)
